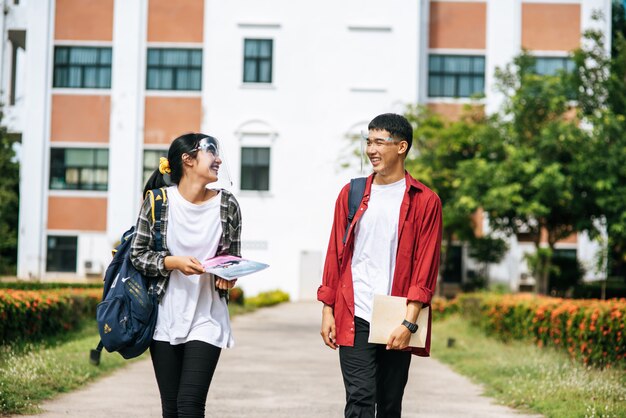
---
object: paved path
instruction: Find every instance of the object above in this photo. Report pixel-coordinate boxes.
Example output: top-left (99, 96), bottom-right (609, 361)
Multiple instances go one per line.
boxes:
top-left (22, 302), bottom-right (541, 417)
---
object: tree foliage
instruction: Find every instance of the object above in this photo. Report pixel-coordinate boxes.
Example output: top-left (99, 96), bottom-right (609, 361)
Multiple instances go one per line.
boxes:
top-left (0, 111), bottom-right (19, 275)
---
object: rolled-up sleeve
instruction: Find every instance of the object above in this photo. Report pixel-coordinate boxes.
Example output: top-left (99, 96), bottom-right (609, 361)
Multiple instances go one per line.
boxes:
top-left (130, 197), bottom-right (171, 278)
top-left (317, 185), bottom-right (349, 308)
top-left (407, 194), bottom-right (442, 306)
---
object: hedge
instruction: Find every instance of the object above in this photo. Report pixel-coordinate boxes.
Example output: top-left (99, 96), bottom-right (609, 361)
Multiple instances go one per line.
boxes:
top-left (0, 288), bottom-right (101, 344)
top-left (244, 289), bottom-right (290, 308)
top-left (453, 293), bottom-right (626, 367)
top-left (0, 282), bottom-right (103, 290)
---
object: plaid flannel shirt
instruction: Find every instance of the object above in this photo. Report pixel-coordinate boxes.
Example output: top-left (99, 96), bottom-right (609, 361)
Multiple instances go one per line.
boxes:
top-left (130, 188), bottom-right (242, 300)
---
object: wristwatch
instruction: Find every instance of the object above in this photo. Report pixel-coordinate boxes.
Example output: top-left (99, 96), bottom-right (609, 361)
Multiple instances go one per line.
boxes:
top-left (402, 319), bottom-right (418, 334)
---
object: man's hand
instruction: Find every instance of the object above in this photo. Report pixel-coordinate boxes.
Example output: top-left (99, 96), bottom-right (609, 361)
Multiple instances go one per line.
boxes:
top-left (386, 324), bottom-right (412, 350)
top-left (164, 256), bottom-right (204, 276)
top-left (320, 304), bottom-right (338, 350)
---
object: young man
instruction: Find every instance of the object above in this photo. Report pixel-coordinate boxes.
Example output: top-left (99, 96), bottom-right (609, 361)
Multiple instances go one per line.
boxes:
top-left (318, 113), bottom-right (442, 418)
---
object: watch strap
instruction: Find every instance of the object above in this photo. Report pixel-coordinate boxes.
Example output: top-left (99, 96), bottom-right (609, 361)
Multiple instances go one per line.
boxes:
top-left (402, 319), bottom-right (418, 334)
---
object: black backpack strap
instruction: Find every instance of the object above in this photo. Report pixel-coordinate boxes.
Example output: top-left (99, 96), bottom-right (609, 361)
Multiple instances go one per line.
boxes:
top-left (342, 177), bottom-right (367, 245)
top-left (90, 340), bottom-right (104, 366)
top-left (146, 188), bottom-right (167, 251)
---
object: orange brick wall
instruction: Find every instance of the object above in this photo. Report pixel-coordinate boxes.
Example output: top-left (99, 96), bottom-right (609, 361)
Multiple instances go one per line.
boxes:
top-left (144, 97), bottom-right (202, 145)
top-left (148, 0), bottom-right (204, 42)
top-left (429, 1), bottom-right (487, 49)
top-left (50, 95), bottom-right (110, 143)
top-left (55, 0), bottom-right (114, 41)
top-left (48, 196), bottom-right (107, 231)
top-left (522, 3), bottom-right (581, 51)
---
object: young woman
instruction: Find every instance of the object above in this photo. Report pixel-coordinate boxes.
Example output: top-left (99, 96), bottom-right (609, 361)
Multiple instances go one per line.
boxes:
top-left (130, 132), bottom-right (241, 418)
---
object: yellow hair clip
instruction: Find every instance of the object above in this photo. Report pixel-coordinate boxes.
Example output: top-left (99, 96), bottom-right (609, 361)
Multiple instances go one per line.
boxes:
top-left (159, 157), bottom-right (171, 174)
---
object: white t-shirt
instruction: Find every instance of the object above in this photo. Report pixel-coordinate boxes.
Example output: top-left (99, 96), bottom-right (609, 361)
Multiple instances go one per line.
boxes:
top-left (153, 186), bottom-right (234, 348)
top-left (351, 178), bottom-right (406, 323)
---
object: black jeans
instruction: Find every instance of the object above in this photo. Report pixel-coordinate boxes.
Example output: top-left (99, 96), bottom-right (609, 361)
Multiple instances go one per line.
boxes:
top-left (150, 340), bottom-right (221, 418)
top-left (339, 316), bottom-right (412, 418)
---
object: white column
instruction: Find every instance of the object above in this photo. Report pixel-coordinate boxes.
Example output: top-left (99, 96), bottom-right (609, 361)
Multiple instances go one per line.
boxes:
top-left (107, 0), bottom-right (147, 244)
top-left (485, 0), bottom-right (521, 115)
top-left (418, 0), bottom-right (430, 104)
top-left (17, 0), bottom-right (54, 279)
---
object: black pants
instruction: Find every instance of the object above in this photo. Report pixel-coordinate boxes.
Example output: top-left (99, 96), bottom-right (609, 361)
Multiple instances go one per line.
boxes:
top-left (150, 340), bottom-right (221, 418)
top-left (339, 316), bottom-right (412, 418)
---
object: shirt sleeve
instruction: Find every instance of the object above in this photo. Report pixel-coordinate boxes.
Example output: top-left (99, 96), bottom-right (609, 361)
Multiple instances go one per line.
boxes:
top-left (317, 185), bottom-right (349, 308)
top-left (130, 196), bottom-right (171, 278)
top-left (407, 193), bottom-right (443, 306)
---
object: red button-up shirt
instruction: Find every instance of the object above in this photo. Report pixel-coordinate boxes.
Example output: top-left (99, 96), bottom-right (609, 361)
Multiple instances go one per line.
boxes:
top-left (317, 171), bottom-right (442, 356)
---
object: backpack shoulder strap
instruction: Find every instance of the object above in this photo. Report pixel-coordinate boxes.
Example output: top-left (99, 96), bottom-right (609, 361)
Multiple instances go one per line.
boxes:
top-left (145, 188), bottom-right (167, 252)
top-left (343, 177), bottom-right (367, 244)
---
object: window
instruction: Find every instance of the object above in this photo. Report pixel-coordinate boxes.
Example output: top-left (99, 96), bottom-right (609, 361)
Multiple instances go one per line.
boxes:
top-left (143, 149), bottom-right (168, 186)
top-left (428, 55), bottom-right (485, 98)
top-left (53, 46), bottom-right (112, 89)
top-left (147, 48), bottom-right (202, 91)
top-left (46, 236), bottom-right (77, 272)
top-left (534, 57), bottom-right (576, 76)
top-left (50, 148), bottom-right (109, 191)
top-left (241, 147), bottom-right (270, 191)
top-left (243, 39), bottom-right (273, 83)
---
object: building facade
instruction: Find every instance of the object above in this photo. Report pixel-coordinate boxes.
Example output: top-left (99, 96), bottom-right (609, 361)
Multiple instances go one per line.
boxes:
top-left (1, 0), bottom-right (611, 299)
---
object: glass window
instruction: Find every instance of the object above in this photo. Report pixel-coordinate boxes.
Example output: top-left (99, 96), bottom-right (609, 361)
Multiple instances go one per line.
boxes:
top-left (146, 48), bottom-right (202, 91)
top-left (143, 149), bottom-right (168, 186)
top-left (50, 148), bottom-right (109, 191)
top-left (53, 46), bottom-right (112, 89)
top-left (243, 39), bottom-right (273, 83)
top-left (241, 147), bottom-right (270, 191)
top-left (428, 55), bottom-right (485, 98)
top-left (46, 236), bottom-right (77, 272)
top-left (534, 57), bottom-right (576, 76)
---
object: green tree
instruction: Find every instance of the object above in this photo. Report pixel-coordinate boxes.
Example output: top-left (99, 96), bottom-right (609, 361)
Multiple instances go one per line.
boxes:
top-left (457, 53), bottom-right (595, 294)
top-left (0, 111), bottom-right (19, 275)
top-left (572, 16), bottom-right (626, 280)
top-left (404, 105), bottom-right (507, 285)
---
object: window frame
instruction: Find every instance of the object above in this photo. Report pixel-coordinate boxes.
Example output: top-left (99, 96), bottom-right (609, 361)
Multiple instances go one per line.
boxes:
top-left (240, 146), bottom-right (271, 191)
top-left (49, 147), bottom-right (109, 191)
top-left (46, 235), bottom-right (78, 273)
top-left (146, 48), bottom-right (203, 91)
top-left (428, 54), bottom-right (486, 98)
top-left (142, 149), bottom-right (169, 187)
top-left (53, 46), bottom-right (112, 89)
top-left (243, 39), bottom-right (273, 84)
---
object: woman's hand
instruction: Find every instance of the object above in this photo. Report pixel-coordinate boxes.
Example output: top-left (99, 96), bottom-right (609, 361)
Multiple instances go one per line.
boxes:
top-left (164, 256), bottom-right (205, 276)
top-left (215, 277), bottom-right (237, 290)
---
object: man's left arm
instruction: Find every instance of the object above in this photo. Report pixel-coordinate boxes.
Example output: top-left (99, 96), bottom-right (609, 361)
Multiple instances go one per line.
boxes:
top-left (387, 194), bottom-right (443, 350)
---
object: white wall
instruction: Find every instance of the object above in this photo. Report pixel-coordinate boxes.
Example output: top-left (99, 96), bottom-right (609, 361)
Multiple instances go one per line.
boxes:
top-left (202, 0), bottom-right (419, 299)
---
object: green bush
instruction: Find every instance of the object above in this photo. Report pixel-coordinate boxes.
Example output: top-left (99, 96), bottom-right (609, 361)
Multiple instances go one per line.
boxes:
top-left (245, 290), bottom-right (290, 308)
top-left (0, 281), bottom-right (103, 290)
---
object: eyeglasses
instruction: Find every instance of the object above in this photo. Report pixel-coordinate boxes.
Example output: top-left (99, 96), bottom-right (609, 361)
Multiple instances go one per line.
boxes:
top-left (190, 138), bottom-right (219, 156)
top-left (360, 131), bottom-right (402, 149)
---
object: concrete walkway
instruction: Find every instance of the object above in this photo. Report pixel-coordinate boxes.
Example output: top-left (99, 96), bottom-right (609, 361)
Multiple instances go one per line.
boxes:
top-left (21, 302), bottom-right (541, 417)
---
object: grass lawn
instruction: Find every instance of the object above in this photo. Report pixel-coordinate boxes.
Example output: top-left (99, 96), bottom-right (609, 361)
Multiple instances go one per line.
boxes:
top-left (431, 315), bottom-right (626, 418)
top-left (0, 320), bottom-right (136, 415)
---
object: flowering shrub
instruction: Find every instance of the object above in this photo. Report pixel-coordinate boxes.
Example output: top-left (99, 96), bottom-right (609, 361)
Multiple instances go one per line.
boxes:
top-left (0, 288), bottom-right (101, 344)
top-left (456, 293), bottom-right (626, 367)
top-left (430, 296), bottom-right (459, 320)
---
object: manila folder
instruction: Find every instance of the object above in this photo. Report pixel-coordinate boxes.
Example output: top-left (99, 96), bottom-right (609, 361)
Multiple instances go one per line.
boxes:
top-left (368, 294), bottom-right (429, 348)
